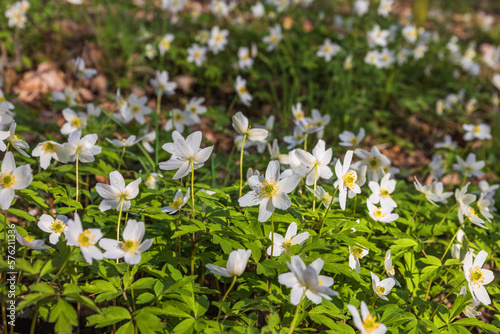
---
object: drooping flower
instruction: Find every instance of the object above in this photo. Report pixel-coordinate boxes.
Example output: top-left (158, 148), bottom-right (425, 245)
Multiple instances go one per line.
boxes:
top-left (371, 272), bottom-right (396, 301)
top-left (334, 150), bottom-right (361, 211)
top-left (15, 230), bottom-right (50, 250)
top-left (384, 250), bottom-right (401, 287)
top-left (38, 214), bottom-right (68, 244)
top-left (232, 112), bottom-right (268, 143)
top-left (99, 220), bottom-right (153, 265)
top-left (95, 171), bottom-right (141, 212)
top-left (206, 249), bottom-right (252, 277)
top-left (347, 301), bottom-right (387, 334)
top-left (278, 256), bottom-right (338, 305)
top-left (238, 160), bottom-right (300, 222)
top-left (162, 188), bottom-right (190, 214)
top-left (458, 286), bottom-right (482, 318)
top-left (235, 76), bottom-right (252, 106)
top-left (267, 222), bottom-right (310, 257)
top-left (455, 183), bottom-right (477, 224)
top-left (0, 152), bottom-right (33, 210)
top-left (339, 128), bottom-right (365, 147)
top-left (458, 200), bottom-right (487, 229)
top-left (349, 245), bottom-right (369, 274)
top-left (414, 178), bottom-right (452, 206)
top-left (65, 213), bottom-right (103, 265)
top-left (463, 250), bottom-right (494, 305)
top-left (6, 122), bottom-right (30, 158)
top-left (159, 130), bottom-right (214, 180)
top-left (477, 193), bottom-right (494, 223)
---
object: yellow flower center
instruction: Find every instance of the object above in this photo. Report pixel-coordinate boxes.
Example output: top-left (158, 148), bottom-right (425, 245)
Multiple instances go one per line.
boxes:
top-left (349, 136), bottom-right (358, 144)
top-left (343, 170), bottom-right (357, 190)
top-left (78, 230), bottom-right (96, 247)
top-left (351, 246), bottom-right (364, 259)
top-left (71, 117), bottom-right (81, 128)
top-left (0, 172), bottom-right (15, 188)
top-left (194, 50), bottom-right (202, 58)
top-left (43, 142), bottom-right (56, 153)
top-left (269, 35), bottom-right (278, 43)
top-left (473, 125), bottom-right (481, 134)
top-left (162, 40), bottom-right (170, 48)
top-left (469, 266), bottom-right (484, 288)
top-left (25, 236), bottom-right (35, 242)
top-left (324, 45), bottom-right (332, 53)
top-left (376, 286), bottom-right (385, 294)
top-left (121, 239), bottom-right (138, 252)
top-left (258, 179), bottom-right (279, 198)
top-left (363, 313), bottom-right (380, 333)
top-left (389, 265), bottom-right (395, 275)
top-left (169, 198), bottom-right (184, 209)
top-left (174, 112), bottom-right (184, 122)
top-left (0, 96), bottom-right (5, 102)
top-left (190, 106), bottom-right (197, 114)
top-left (374, 207), bottom-right (386, 218)
top-left (380, 189), bottom-right (390, 197)
top-left (215, 34), bottom-right (223, 42)
top-left (295, 111), bottom-right (304, 120)
top-left (131, 105), bottom-right (141, 114)
top-left (51, 220), bottom-right (66, 233)
top-left (367, 157), bottom-right (379, 171)
top-left (469, 207), bottom-right (478, 217)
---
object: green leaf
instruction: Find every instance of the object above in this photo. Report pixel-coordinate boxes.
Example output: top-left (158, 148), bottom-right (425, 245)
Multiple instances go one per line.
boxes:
top-left (86, 306), bottom-right (131, 328)
top-left (49, 299), bottom-right (78, 334)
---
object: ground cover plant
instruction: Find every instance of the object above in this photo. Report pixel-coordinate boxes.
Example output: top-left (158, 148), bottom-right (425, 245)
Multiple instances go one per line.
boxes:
top-left (1, 0), bottom-right (500, 333)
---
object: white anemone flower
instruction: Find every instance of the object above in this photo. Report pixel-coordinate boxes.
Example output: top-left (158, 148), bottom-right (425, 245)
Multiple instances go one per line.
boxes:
top-left (99, 220), bottom-right (153, 265)
top-left (435, 135), bottom-right (457, 149)
top-left (208, 26), bottom-right (229, 54)
top-left (38, 214), bottom-right (68, 244)
top-left (0, 123), bottom-right (9, 151)
top-left (95, 171), bottom-right (141, 212)
top-left (63, 131), bottom-right (101, 163)
top-left (458, 200), bottom-right (487, 229)
top-left (206, 249), bottom-right (252, 277)
top-left (15, 231), bottom-right (50, 250)
top-left (455, 183), bottom-right (477, 224)
top-left (353, 0), bottom-right (369, 16)
top-left (283, 126), bottom-right (305, 149)
top-left (150, 70), bottom-right (176, 96)
top-left (72, 57), bottom-right (97, 79)
top-left (86, 103), bottom-right (101, 117)
top-left (295, 139), bottom-right (333, 186)
top-left (316, 39), bottom-right (341, 62)
top-left (452, 229), bottom-right (466, 260)
top-left (402, 25), bottom-right (418, 43)
top-left (238, 46), bottom-right (254, 69)
top-left (159, 130), bottom-right (214, 180)
top-left (367, 200), bottom-right (399, 223)
top-left (347, 301), bottom-right (387, 334)
top-left (384, 250), bottom-right (401, 287)
top-left (278, 256), bottom-right (338, 305)
top-left (235, 76), bottom-right (253, 106)
top-left (348, 164), bottom-right (367, 199)
top-left (187, 43), bottom-right (207, 67)
top-left (162, 188), bottom-right (190, 214)
top-left (463, 124), bottom-right (491, 141)
top-left (268, 139), bottom-right (289, 164)
top-left (6, 122), bottom-right (30, 158)
top-left (106, 135), bottom-right (140, 148)
top-left (184, 97), bottom-right (207, 125)
top-left (125, 94), bottom-right (152, 124)
top-left (0, 152), bottom-right (33, 210)
top-left (413, 178), bottom-right (450, 206)
top-left (238, 160), bottom-right (300, 222)
top-left (306, 185), bottom-right (336, 208)
top-left (339, 128), bottom-right (365, 147)
top-left (158, 33), bottom-right (174, 56)
top-left (463, 250), bottom-right (494, 305)
top-left (232, 111), bottom-right (268, 142)
top-left (354, 146), bottom-right (391, 182)
top-left (453, 153), bottom-right (485, 178)
top-left (145, 173), bottom-right (161, 189)
top-left (263, 24), bottom-right (282, 52)
top-left (32, 141), bottom-right (69, 170)
top-left (165, 108), bottom-right (187, 133)
top-left (368, 173), bottom-right (397, 208)
top-left (477, 193), bottom-right (493, 223)
top-left (52, 87), bottom-right (77, 106)
top-left (334, 150), bottom-right (361, 211)
top-left (267, 222), bottom-right (310, 257)
top-left (458, 286), bottom-right (482, 318)
top-left (65, 213), bottom-right (103, 265)
top-left (371, 272), bottom-right (396, 301)
top-left (349, 245), bottom-right (369, 274)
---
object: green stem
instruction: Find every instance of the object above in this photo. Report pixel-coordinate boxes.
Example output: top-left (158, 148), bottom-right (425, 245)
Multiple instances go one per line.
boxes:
top-left (440, 220), bottom-right (466, 262)
top-left (190, 160), bottom-right (195, 219)
top-left (75, 152), bottom-right (80, 204)
top-left (459, 171), bottom-right (469, 189)
top-left (216, 276), bottom-right (237, 325)
top-left (312, 166), bottom-right (318, 212)
top-left (303, 133), bottom-right (308, 151)
top-left (318, 188), bottom-right (338, 235)
top-left (239, 134), bottom-right (247, 198)
top-left (353, 195), bottom-right (357, 214)
top-left (288, 290), bottom-right (307, 334)
top-left (412, 196), bottom-right (423, 221)
top-left (226, 95), bottom-right (238, 117)
top-left (51, 248), bottom-right (74, 284)
top-left (30, 301), bottom-right (41, 334)
top-left (425, 204), bottom-right (457, 250)
top-left (117, 147), bottom-right (126, 171)
top-left (268, 215), bottom-right (275, 295)
top-left (155, 93), bottom-right (162, 172)
top-left (117, 198), bottom-right (125, 241)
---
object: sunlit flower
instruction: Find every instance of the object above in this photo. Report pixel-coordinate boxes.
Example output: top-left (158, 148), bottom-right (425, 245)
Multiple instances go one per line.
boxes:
top-left (235, 76), bottom-right (253, 106)
top-left (368, 173), bottom-right (397, 208)
top-left (334, 150), bottom-right (361, 210)
top-left (208, 26), bottom-right (229, 54)
top-left (61, 108), bottom-right (87, 135)
top-left (278, 256), bottom-right (338, 305)
top-left (477, 193), bottom-right (493, 223)
top-left (38, 214), bottom-right (68, 244)
top-left (63, 131), bottom-right (101, 163)
top-left (378, 0), bottom-right (393, 16)
top-left (384, 250), bottom-right (401, 287)
top-left (239, 160), bottom-right (300, 222)
top-left (206, 249), bottom-right (252, 277)
top-left (95, 170), bottom-right (141, 212)
top-left (187, 43), bottom-right (207, 67)
top-left (367, 25), bottom-right (390, 48)
top-left (65, 213), bottom-right (103, 265)
top-left (347, 301), bottom-right (387, 334)
top-left (268, 222), bottom-right (309, 257)
top-left (402, 25), bottom-right (418, 43)
top-left (159, 130), bottom-right (214, 180)
top-left (0, 152), bottom-right (32, 210)
top-left (99, 220), bottom-right (153, 265)
top-left (452, 229), bottom-right (466, 260)
top-left (306, 185), bottom-right (335, 208)
top-left (349, 244), bottom-right (369, 274)
top-left (367, 200), bottom-right (398, 223)
top-left (354, 146), bottom-right (390, 182)
top-left (463, 124), bottom-right (492, 141)
top-left (32, 141), bottom-right (68, 170)
top-left (463, 250), bottom-right (493, 305)
top-left (158, 33), bottom-right (174, 56)
top-left (459, 199), bottom-right (487, 229)
top-left (124, 94), bottom-right (152, 124)
top-left (6, 122), bottom-right (30, 158)
top-left (371, 272), bottom-right (395, 300)
top-left (162, 188), bottom-right (190, 214)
